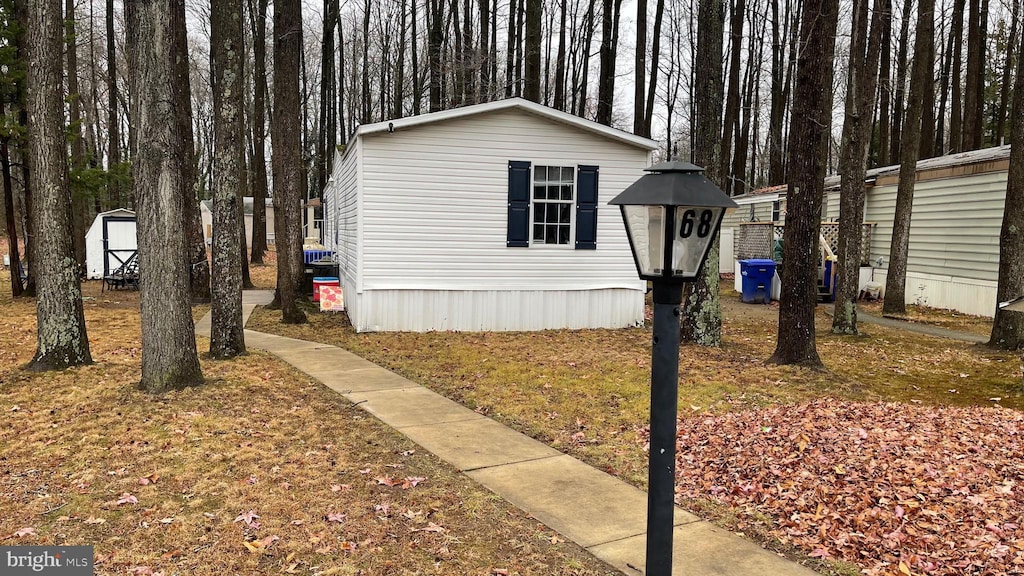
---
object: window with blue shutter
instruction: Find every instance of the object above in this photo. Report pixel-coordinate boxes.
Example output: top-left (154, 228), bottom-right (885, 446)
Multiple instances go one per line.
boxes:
top-left (575, 165), bottom-right (599, 250)
top-left (507, 161), bottom-right (532, 247)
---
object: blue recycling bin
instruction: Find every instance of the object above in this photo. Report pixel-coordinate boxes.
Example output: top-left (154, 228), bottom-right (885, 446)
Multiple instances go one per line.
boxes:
top-left (739, 259), bottom-right (776, 304)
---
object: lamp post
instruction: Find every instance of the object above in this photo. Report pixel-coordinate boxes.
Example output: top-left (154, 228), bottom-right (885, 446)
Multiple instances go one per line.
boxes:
top-left (609, 161), bottom-right (737, 576)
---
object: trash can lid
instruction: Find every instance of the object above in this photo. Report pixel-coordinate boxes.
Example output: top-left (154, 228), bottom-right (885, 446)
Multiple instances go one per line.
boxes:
top-left (313, 277), bottom-right (340, 282)
top-left (742, 258), bottom-right (777, 266)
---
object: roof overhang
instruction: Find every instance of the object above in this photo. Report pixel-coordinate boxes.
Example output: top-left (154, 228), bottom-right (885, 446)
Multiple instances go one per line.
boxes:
top-left (348, 98), bottom-right (659, 154)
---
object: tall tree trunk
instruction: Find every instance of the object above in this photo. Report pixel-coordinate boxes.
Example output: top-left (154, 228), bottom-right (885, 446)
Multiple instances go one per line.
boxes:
top-left (935, 0), bottom-right (956, 155)
top-left (596, 0), bottom-right (622, 125)
top-left (171, 0), bottom-right (210, 303)
top-left (889, 0), bottom-right (912, 165)
top-left (429, 0), bottom-right (444, 109)
top-left (767, 0), bottom-right (787, 182)
top-left (833, 0), bottom-right (887, 334)
top-left (553, 0), bottom-right (566, 110)
top-left (721, 0), bottom-right (745, 193)
top-left (210, 0), bottom-right (246, 358)
top-left (883, 0), bottom-right (935, 315)
top-left (2, 107), bottom-right (24, 298)
top-left (681, 0), bottom-right (726, 345)
top-left (577, 0), bottom-right (596, 117)
top-left (106, 0), bottom-right (121, 208)
top-left (949, 0), bottom-right (966, 151)
top-left (643, 0), bottom-right (665, 138)
top-left (250, 0), bottom-right (269, 264)
top-left (919, 31), bottom-right (936, 158)
top-left (65, 0), bottom-right (87, 274)
top-left (877, 0), bottom-right (892, 163)
top-left (963, 0), bottom-right (985, 149)
top-left (995, 0), bottom-right (1020, 145)
top-left (25, 0), bottom-right (92, 370)
top-left (768, 0), bottom-right (840, 367)
top-left (128, 0), bottom-right (204, 391)
top-left (480, 0), bottom-right (491, 99)
top-left (989, 25), bottom-right (1024, 348)
top-left (412, 0), bottom-right (421, 113)
top-left (634, 0), bottom-right (647, 135)
top-left (524, 0), bottom-right (540, 102)
top-left (362, 0), bottom-right (371, 121)
top-left (271, 0), bottom-right (308, 324)
top-left (395, 0), bottom-right (407, 116)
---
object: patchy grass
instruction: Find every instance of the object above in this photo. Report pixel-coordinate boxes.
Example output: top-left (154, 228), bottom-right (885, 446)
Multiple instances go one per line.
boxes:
top-left (250, 287), bottom-right (1023, 575)
top-left (858, 300), bottom-right (994, 337)
top-left (0, 268), bottom-right (616, 576)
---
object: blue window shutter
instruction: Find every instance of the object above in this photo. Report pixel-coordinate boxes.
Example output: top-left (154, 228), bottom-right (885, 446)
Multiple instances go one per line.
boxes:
top-left (507, 161), bottom-right (531, 247)
top-left (575, 165), bottom-right (599, 250)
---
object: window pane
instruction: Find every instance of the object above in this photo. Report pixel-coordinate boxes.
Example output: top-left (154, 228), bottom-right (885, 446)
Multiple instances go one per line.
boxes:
top-left (534, 224), bottom-right (544, 241)
top-left (534, 185), bottom-right (545, 200)
top-left (558, 225), bottom-right (570, 244)
top-left (559, 204), bottom-right (571, 223)
top-left (562, 167), bottom-right (574, 182)
top-left (545, 227), bottom-right (558, 244)
top-left (533, 203), bottom-right (545, 223)
top-left (561, 184), bottom-right (573, 200)
top-left (535, 166), bottom-right (548, 182)
top-left (547, 205), bottom-right (559, 223)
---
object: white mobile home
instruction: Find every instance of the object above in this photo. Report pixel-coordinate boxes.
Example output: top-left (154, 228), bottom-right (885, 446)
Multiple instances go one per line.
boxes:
top-left (322, 98), bottom-right (657, 332)
top-left (85, 209), bottom-right (136, 279)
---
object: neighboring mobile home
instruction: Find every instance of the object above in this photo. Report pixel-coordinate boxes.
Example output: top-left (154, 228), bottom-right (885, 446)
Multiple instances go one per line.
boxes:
top-left (721, 145), bottom-right (1012, 317)
top-left (322, 98), bottom-right (657, 332)
top-left (200, 197), bottom-right (276, 248)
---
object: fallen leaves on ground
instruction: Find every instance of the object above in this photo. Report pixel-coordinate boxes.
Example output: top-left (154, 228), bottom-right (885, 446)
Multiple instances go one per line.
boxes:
top-left (662, 399), bottom-right (1024, 575)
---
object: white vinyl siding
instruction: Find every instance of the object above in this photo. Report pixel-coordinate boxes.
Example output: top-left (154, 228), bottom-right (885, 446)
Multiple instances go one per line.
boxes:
top-left (357, 107), bottom-right (649, 292)
top-left (866, 170), bottom-right (1007, 283)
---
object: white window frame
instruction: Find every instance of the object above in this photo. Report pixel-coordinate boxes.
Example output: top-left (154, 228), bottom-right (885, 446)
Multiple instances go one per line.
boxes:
top-left (529, 163), bottom-right (578, 248)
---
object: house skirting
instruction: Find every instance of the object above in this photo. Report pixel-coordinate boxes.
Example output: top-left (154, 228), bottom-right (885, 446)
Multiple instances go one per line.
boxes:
top-left (870, 269), bottom-right (997, 317)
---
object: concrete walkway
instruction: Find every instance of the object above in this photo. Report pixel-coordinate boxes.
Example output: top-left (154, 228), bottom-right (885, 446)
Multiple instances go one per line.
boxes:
top-left (198, 291), bottom-right (817, 576)
top-left (855, 310), bottom-right (988, 344)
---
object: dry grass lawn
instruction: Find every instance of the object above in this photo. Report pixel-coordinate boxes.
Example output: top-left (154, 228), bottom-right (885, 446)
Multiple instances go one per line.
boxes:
top-left (0, 264), bottom-right (615, 576)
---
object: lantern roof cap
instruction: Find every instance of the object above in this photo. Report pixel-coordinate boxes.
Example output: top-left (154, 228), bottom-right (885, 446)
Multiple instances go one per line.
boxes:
top-left (609, 163), bottom-right (739, 209)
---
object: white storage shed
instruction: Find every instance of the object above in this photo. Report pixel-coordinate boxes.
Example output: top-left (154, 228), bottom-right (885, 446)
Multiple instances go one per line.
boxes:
top-left (85, 209), bottom-right (137, 279)
top-left (322, 98), bottom-right (658, 332)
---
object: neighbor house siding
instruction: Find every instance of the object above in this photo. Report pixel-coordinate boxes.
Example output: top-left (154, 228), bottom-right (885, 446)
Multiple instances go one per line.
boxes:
top-left (357, 107), bottom-right (650, 292)
top-left (866, 170), bottom-right (1007, 282)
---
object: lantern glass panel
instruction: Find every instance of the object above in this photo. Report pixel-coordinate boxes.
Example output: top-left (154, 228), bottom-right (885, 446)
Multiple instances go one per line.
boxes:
top-left (671, 206), bottom-right (724, 278)
top-left (623, 205), bottom-right (666, 277)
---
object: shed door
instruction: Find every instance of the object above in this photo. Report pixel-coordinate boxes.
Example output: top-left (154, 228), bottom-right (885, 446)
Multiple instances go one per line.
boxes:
top-left (103, 217), bottom-right (137, 276)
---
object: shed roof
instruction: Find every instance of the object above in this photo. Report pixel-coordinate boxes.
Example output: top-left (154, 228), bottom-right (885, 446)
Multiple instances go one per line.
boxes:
top-left (96, 208), bottom-right (135, 218)
top-left (200, 197), bottom-right (274, 216)
top-left (348, 98), bottom-right (659, 154)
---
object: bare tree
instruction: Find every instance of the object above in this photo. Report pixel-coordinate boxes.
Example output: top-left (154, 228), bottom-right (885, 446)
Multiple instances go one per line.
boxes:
top-left (524, 0), bottom-right (542, 101)
top-left (106, 0), bottom-right (121, 207)
top-left (768, 0), bottom-right (840, 367)
top-left (271, 0), bottom-right (308, 324)
top-left (66, 0), bottom-right (88, 273)
top-left (210, 0), bottom-right (246, 357)
top-left (883, 0), bottom-right (935, 316)
top-left (832, 0), bottom-right (888, 334)
top-left (127, 0), bottom-right (203, 391)
top-left (596, 0), bottom-right (622, 125)
top-left (24, 0), bottom-right (92, 370)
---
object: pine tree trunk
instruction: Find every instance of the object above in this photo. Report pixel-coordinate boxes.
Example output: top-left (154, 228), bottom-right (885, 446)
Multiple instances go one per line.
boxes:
top-left (918, 33), bottom-right (935, 158)
top-left (429, 0), bottom-right (444, 110)
top-left (889, 0), bottom-right (912, 165)
top-left (768, 0), bottom-right (840, 367)
top-left (963, 0), bottom-right (984, 150)
top-left (553, 0), bottom-right (566, 110)
top-left (833, 0), bottom-right (887, 334)
top-left (949, 0), bottom-right (965, 152)
top-left (250, 0), bottom-right (269, 264)
top-left (25, 0), bottom-right (92, 370)
top-left (994, 0), bottom-right (1020, 145)
top-left (883, 0), bottom-right (934, 316)
top-left (2, 105), bottom-right (24, 297)
top-left (681, 0), bottom-right (725, 346)
top-left (767, 0), bottom-right (786, 183)
top-left (720, 0), bottom-right (744, 193)
top-left (523, 0), bottom-right (541, 102)
top-left (272, 0), bottom-right (308, 324)
top-left (172, 0), bottom-right (210, 303)
top-left (634, 0), bottom-right (647, 135)
top-left (988, 28), bottom-right (1024, 349)
top-left (127, 0), bottom-right (203, 391)
top-left (643, 0), bottom-right (665, 138)
top-left (106, 0), bottom-right (121, 208)
top-left (877, 5), bottom-right (892, 163)
top-left (65, 0), bottom-right (87, 274)
top-left (210, 0), bottom-right (246, 358)
top-left (596, 0), bottom-right (622, 125)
